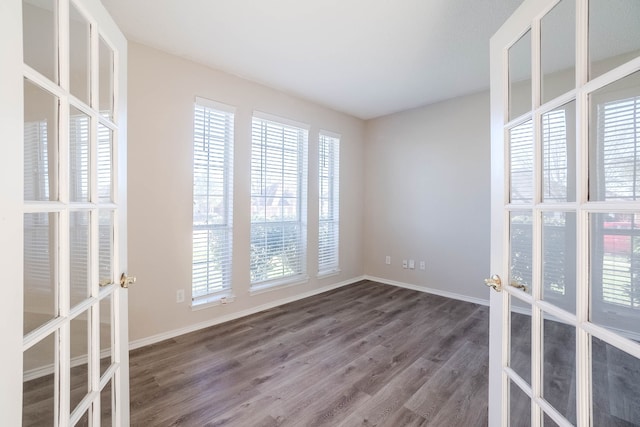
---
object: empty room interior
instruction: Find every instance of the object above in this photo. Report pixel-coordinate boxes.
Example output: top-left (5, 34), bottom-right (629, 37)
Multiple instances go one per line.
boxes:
top-left (11, 0), bottom-right (640, 426)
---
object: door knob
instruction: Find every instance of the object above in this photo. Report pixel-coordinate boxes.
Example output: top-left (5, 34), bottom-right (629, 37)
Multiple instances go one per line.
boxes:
top-left (484, 274), bottom-right (502, 292)
top-left (120, 273), bottom-right (137, 288)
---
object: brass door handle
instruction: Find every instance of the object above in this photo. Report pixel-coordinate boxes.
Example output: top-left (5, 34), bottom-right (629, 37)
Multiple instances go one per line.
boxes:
top-left (510, 282), bottom-right (528, 292)
top-left (120, 273), bottom-right (137, 288)
top-left (484, 274), bottom-right (502, 292)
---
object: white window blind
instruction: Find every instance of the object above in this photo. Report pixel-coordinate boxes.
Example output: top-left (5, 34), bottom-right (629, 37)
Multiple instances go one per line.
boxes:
top-left (318, 133), bottom-right (340, 275)
top-left (542, 109), bottom-right (568, 201)
top-left (594, 96), bottom-right (640, 309)
top-left (597, 96), bottom-right (640, 200)
top-left (24, 121), bottom-right (54, 291)
top-left (192, 99), bottom-right (234, 304)
top-left (250, 115), bottom-right (308, 288)
top-left (510, 119), bottom-right (533, 202)
top-left (24, 121), bottom-right (49, 201)
top-left (69, 112), bottom-right (90, 202)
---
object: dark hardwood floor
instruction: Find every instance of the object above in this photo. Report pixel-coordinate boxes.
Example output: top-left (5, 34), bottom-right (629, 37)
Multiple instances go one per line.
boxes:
top-left (22, 279), bottom-right (640, 426)
top-left (128, 280), bottom-right (490, 426)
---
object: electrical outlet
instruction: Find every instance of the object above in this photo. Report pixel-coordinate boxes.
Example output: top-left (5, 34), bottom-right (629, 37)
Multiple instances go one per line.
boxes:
top-left (176, 289), bottom-right (185, 303)
top-left (385, 255), bottom-right (391, 265)
top-left (420, 261), bottom-right (426, 270)
top-left (402, 259), bottom-right (408, 269)
top-left (409, 259), bottom-right (415, 269)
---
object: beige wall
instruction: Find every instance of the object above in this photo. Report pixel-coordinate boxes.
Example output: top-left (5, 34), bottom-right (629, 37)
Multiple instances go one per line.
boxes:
top-left (363, 91), bottom-right (491, 302)
top-left (127, 43), bottom-right (365, 343)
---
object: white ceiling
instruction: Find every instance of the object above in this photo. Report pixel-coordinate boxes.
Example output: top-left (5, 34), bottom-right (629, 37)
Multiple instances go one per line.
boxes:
top-left (101, 0), bottom-right (525, 120)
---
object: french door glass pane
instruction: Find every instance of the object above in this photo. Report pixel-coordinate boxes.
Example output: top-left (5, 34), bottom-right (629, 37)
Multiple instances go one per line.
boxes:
top-left (510, 211), bottom-right (533, 293)
top-left (509, 30), bottom-right (532, 120)
top-left (99, 36), bottom-right (114, 120)
top-left (592, 336), bottom-right (640, 425)
top-left (23, 333), bottom-right (55, 426)
top-left (588, 70), bottom-right (640, 201)
top-left (24, 78), bottom-right (59, 202)
top-left (101, 379), bottom-right (113, 425)
top-left (542, 212), bottom-right (576, 313)
top-left (24, 212), bottom-right (58, 335)
top-left (541, 0), bottom-right (575, 104)
top-left (543, 414), bottom-right (560, 426)
top-left (70, 211), bottom-right (91, 307)
top-left (99, 210), bottom-right (114, 286)
top-left (100, 294), bottom-right (112, 376)
top-left (69, 2), bottom-right (91, 105)
top-left (510, 120), bottom-right (534, 203)
top-left (588, 0), bottom-right (640, 80)
top-left (589, 213), bottom-right (640, 336)
top-left (76, 411), bottom-right (89, 427)
top-left (510, 380), bottom-right (531, 427)
top-left (511, 301), bottom-right (532, 384)
top-left (98, 124), bottom-right (113, 202)
top-left (70, 312), bottom-right (90, 412)
top-left (22, 0), bottom-right (57, 82)
top-left (542, 101), bottom-right (576, 202)
top-left (542, 314), bottom-right (576, 424)
top-left (69, 107), bottom-right (90, 202)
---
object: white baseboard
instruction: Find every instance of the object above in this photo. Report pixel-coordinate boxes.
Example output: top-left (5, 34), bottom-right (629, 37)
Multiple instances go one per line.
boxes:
top-left (363, 275), bottom-right (489, 307)
top-left (129, 275), bottom-right (366, 351)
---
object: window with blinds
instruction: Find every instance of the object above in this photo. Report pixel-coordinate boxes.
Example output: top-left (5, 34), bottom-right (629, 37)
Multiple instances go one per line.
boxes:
top-left (318, 133), bottom-right (340, 276)
top-left (509, 119), bottom-right (533, 202)
top-left (192, 98), bottom-right (234, 305)
top-left (596, 96), bottom-right (640, 200)
top-left (542, 109), bottom-right (568, 201)
top-left (594, 96), bottom-right (640, 310)
top-left (24, 121), bottom-right (53, 291)
top-left (250, 114), bottom-right (308, 289)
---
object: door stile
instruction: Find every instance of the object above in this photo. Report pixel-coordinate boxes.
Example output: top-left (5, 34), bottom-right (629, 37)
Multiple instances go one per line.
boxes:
top-left (0, 0), bottom-right (24, 404)
top-left (489, 24), bottom-right (507, 424)
top-left (531, 15), bottom-right (544, 425)
top-left (113, 26), bottom-right (130, 425)
top-left (574, 2), bottom-right (590, 424)
top-left (574, 3), bottom-right (589, 423)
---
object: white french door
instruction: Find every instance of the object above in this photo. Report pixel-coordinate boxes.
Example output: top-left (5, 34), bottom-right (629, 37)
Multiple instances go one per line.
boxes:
top-left (489, 0), bottom-right (640, 426)
top-left (0, 0), bottom-right (129, 425)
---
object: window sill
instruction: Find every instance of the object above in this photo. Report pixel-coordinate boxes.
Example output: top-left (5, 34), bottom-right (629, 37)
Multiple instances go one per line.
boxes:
top-left (250, 275), bottom-right (309, 296)
top-left (191, 291), bottom-right (235, 311)
top-left (317, 269), bottom-right (341, 279)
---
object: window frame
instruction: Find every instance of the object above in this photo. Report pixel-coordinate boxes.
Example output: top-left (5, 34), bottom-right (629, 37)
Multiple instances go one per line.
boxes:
top-left (191, 97), bottom-right (235, 307)
top-left (318, 131), bottom-right (340, 277)
top-left (250, 112), bottom-right (309, 293)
